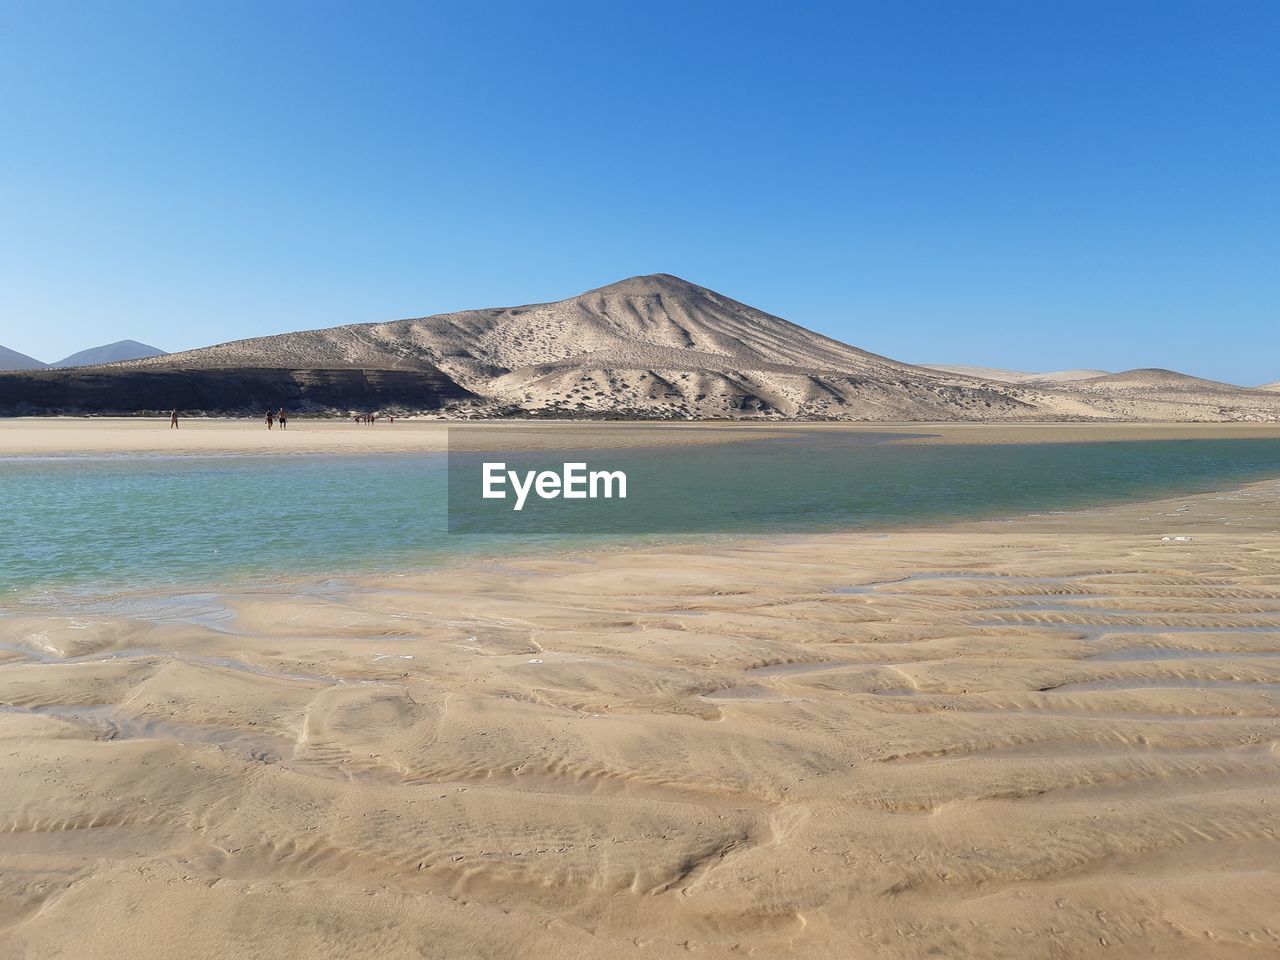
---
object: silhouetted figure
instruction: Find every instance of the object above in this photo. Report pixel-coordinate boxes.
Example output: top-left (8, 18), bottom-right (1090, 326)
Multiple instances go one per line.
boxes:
top-left (170, 409), bottom-right (178, 429)
top-left (266, 410), bottom-right (274, 430)
top-left (278, 408), bottom-right (288, 430)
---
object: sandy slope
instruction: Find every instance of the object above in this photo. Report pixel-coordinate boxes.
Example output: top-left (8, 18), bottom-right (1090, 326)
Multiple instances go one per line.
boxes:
top-left (2, 479), bottom-right (1279, 959)
top-left (923, 364), bottom-right (1110, 383)
top-left (1029, 369), bottom-right (1280, 422)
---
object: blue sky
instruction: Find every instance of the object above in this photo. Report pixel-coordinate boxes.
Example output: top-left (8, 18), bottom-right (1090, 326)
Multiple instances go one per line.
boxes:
top-left (1, 1), bottom-right (1276, 382)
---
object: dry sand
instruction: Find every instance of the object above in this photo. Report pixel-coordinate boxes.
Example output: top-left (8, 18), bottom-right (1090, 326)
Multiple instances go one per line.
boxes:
top-left (5, 416), bottom-right (1280, 457)
top-left (2, 470), bottom-right (1279, 958)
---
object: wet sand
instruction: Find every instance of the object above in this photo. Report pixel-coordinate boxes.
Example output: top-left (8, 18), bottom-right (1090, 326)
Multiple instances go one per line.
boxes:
top-left (3, 416), bottom-right (1280, 457)
top-left (2, 474), bottom-right (1279, 958)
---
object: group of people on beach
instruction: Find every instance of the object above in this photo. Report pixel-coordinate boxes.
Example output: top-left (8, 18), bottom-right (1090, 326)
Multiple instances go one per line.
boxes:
top-left (166, 408), bottom-right (400, 429)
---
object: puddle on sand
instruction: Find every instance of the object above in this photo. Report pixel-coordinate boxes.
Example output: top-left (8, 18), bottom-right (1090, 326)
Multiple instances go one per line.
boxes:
top-left (0, 641), bottom-right (61, 664)
top-left (0, 703), bottom-right (293, 760)
top-left (57, 648), bottom-right (343, 685)
top-left (700, 685), bottom-right (811, 703)
top-left (1047, 677), bottom-right (1280, 695)
top-left (972, 597), bottom-right (1280, 622)
top-left (71, 592), bottom-right (243, 634)
top-left (745, 661), bottom-right (856, 679)
top-left (1089, 646), bottom-right (1280, 663)
top-left (834, 574), bottom-right (1072, 595)
top-left (974, 620), bottom-right (1280, 641)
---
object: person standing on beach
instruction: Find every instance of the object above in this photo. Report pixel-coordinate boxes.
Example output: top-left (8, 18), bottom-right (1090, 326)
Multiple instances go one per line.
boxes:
top-left (278, 408), bottom-right (288, 430)
top-left (265, 410), bottom-right (274, 430)
top-left (170, 409), bottom-right (178, 429)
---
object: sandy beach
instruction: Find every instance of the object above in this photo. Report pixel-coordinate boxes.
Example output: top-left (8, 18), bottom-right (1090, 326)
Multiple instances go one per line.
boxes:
top-left (7, 4), bottom-right (1275, 957)
top-left (2, 466), bottom-right (1278, 958)
top-left (4, 416), bottom-right (1280, 456)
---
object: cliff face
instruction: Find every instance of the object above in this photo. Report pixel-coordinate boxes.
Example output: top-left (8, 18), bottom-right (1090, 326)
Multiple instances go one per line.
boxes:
top-left (0, 366), bottom-right (477, 416)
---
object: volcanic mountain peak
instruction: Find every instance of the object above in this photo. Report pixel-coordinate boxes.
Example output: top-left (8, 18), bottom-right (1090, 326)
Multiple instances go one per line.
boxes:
top-left (84, 276), bottom-right (1280, 422)
top-left (122, 273), bottom-right (907, 382)
top-left (51, 339), bottom-right (167, 367)
top-left (0, 344), bottom-right (46, 371)
top-left (580, 273), bottom-right (708, 296)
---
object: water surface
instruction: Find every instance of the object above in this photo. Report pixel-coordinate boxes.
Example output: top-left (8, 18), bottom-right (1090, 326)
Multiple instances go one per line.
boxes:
top-left (3, 434), bottom-right (1279, 600)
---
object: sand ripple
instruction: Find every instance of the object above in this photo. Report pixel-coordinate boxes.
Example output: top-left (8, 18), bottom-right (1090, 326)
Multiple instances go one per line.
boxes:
top-left (2, 480), bottom-right (1279, 958)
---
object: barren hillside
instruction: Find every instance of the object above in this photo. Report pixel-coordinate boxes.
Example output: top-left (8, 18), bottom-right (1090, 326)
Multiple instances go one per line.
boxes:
top-left (923, 364), bottom-right (1109, 384)
top-left (46, 275), bottom-right (1280, 421)
top-left (117, 275), bottom-right (1038, 419)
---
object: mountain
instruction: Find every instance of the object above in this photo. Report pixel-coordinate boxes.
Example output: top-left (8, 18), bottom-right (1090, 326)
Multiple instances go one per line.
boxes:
top-left (1030, 367), bottom-right (1280, 421)
top-left (50, 339), bottom-right (167, 367)
top-left (1258, 382), bottom-right (1280, 392)
top-left (0, 345), bottom-right (46, 371)
top-left (9, 275), bottom-right (1280, 421)
top-left (118, 274), bottom-right (1036, 419)
top-left (1077, 368), bottom-right (1241, 390)
top-left (924, 364), bottom-right (1110, 384)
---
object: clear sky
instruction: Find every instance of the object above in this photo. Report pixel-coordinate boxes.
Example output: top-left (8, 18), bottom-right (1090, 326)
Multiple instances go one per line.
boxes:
top-left (1, 1), bottom-right (1276, 382)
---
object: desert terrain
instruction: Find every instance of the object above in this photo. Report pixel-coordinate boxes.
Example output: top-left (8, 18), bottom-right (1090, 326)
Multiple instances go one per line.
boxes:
top-left (2, 465), bottom-right (1278, 959)
top-left (6, 275), bottom-right (1279, 421)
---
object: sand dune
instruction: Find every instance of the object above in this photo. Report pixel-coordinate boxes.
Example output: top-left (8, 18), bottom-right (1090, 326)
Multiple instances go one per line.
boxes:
top-left (2, 478), bottom-right (1279, 958)
top-left (1078, 368), bottom-right (1242, 390)
top-left (1032, 368), bottom-right (1280, 422)
top-left (923, 364), bottom-right (1110, 384)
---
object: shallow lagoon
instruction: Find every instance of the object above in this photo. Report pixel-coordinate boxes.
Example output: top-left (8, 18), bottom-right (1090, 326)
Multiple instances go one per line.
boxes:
top-left (4, 433), bottom-right (1280, 598)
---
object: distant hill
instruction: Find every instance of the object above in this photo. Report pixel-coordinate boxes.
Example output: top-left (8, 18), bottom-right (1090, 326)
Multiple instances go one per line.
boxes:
top-left (0, 345), bottom-right (46, 371)
top-left (923, 364), bottom-right (1110, 384)
top-left (922, 364), bottom-right (1030, 382)
top-left (50, 339), bottom-right (167, 367)
top-left (1077, 368), bottom-right (1241, 391)
top-left (1258, 381), bottom-right (1280, 392)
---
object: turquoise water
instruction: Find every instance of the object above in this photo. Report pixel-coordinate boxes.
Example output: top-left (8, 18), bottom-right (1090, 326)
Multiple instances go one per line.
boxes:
top-left (3, 435), bottom-right (1280, 600)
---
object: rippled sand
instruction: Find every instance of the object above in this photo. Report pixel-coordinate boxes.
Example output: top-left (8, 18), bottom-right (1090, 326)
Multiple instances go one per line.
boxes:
top-left (2, 481), bottom-right (1279, 958)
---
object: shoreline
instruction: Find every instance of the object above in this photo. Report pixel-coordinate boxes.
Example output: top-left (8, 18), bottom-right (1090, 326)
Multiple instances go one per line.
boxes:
top-left (2, 478), bottom-right (1280, 956)
top-left (10, 462), bottom-right (1280, 615)
top-left (2, 416), bottom-right (1280, 457)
